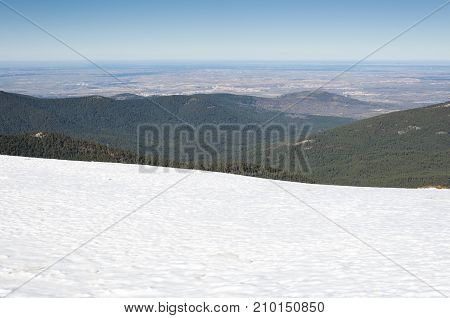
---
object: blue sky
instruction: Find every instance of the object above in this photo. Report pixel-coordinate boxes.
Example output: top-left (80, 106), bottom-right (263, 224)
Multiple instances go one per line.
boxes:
top-left (0, 0), bottom-right (449, 61)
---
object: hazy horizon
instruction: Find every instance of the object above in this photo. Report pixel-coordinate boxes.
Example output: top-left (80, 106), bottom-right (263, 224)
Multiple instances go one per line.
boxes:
top-left (1, 61), bottom-right (449, 106)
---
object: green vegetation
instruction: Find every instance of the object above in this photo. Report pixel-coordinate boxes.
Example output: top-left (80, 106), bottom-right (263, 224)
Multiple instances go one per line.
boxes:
top-left (0, 132), bottom-right (137, 164)
top-left (285, 102), bottom-right (450, 188)
top-left (1, 90), bottom-right (448, 188)
top-left (0, 132), bottom-right (314, 183)
top-left (0, 91), bottom-right (352, 153)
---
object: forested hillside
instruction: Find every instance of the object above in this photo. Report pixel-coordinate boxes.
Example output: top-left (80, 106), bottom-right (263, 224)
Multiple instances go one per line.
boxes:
top-left (254, 90), bottom-right (393, 118)
top-left (0, 91), bottom-right (352, 153)
top-left (2, 91), bottom-right (448, 188)
top-left (285, 102), bottom-right (450, 188)
top-left (0, 132), bottom-right (138, 164)
top-left (0, 132), bottom-right (314, 184)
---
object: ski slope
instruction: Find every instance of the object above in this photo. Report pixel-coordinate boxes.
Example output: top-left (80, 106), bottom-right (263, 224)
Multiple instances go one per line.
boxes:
top-left (1, 155), bottom-right (449, 297)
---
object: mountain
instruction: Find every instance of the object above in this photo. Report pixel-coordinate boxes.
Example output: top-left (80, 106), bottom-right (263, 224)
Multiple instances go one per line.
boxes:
top-left (0, 132), bottom-right (138, 164)
top-left (114, 90), bottom-right (396, 119)
top-left (1, 91), bottom-right (447, 188)
top-left (253, 90), bottom-right (395, 119)
top-left (0, 132), bottom-right (314, 183)
top-left (112, 93), bottom-right (148, 100)
top-left (0, 90), bottom-right (352, 154)
top-left (283, 101), bottom-right (450, 188)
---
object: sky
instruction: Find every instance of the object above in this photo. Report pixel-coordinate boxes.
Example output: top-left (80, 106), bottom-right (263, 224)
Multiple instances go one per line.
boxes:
top-left (0, 0), bottom-right (449, 61)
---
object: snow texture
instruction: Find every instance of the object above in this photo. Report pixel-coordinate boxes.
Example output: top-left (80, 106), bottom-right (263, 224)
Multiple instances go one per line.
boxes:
top-left (1, 155), bottom-right (449, 297)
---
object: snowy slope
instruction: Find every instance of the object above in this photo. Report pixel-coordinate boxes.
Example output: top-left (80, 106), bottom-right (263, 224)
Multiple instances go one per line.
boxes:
top-left (0, 155), bottom-right (449, 297)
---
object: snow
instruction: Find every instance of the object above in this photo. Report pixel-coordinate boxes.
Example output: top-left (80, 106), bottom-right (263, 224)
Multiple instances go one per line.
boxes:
top-left (0, 155), bottom-right (449, 297)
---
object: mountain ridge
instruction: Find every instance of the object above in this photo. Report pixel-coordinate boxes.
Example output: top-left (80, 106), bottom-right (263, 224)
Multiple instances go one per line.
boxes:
top-left (283, 101), bottom-right (450, 188)
top-left (0, 90), bottom-right (353, 152)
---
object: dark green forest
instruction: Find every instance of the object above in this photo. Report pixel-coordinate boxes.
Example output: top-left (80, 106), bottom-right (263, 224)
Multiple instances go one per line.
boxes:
top-left (0, 132), bottom-right (314, 183)
top-left (283, 102), bottom-right (450, 188)
top-left (1, 90), bottom-right (448, 188)
top-left (0, 90), bottom-right (351, 152)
